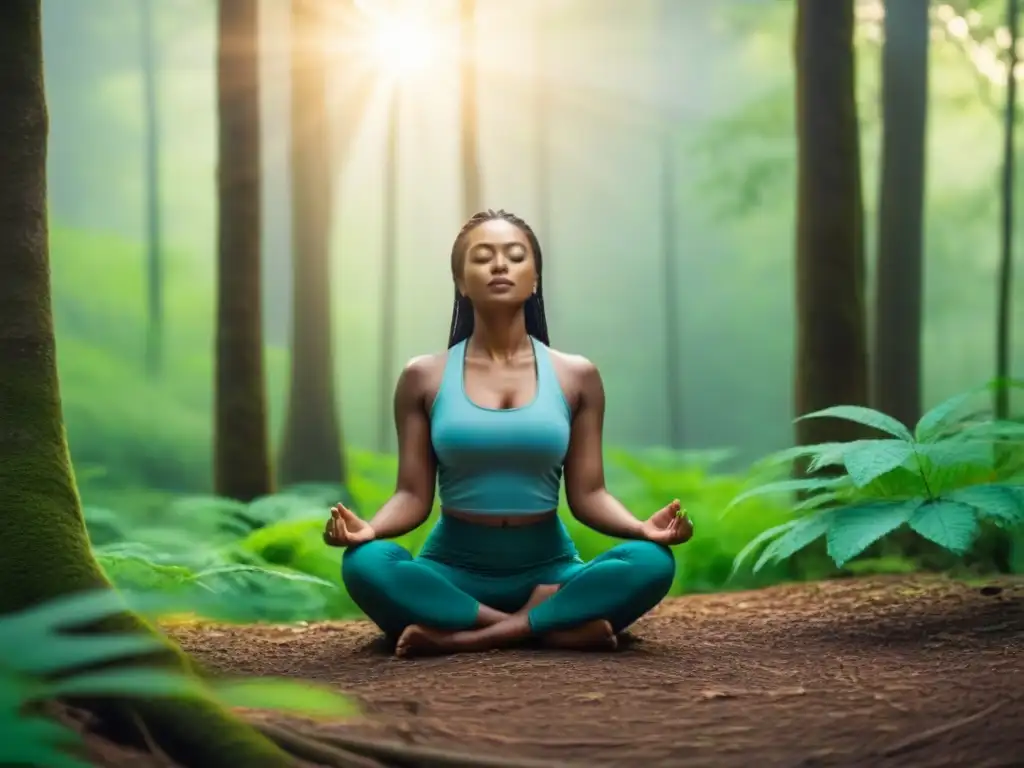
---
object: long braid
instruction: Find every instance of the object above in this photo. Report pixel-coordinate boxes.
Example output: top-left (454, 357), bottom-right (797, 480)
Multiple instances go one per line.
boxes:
top-left (447, 209), bottom-right (551, 348)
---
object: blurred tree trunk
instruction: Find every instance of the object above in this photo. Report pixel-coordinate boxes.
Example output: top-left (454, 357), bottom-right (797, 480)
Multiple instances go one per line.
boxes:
top-left (140, 0), bottom-right (164, 378)
top-left (871, 0), bottom-right (929, 428)
top-left (459, 0), bottom-right (481, 218)
top-left (534, 0), bottom-right (551, 304)
top-left (659, 0), bottom-right (683, 449)
top-left (996, 0), bottom-right (1019, 419)
top-left (378, 94), bottom-right (399, 452)
top-left (793, 0), bottom-right (870, 447)
top-left (279, 0), bottom-right (347, 484)
top-left (214, 0), bottom-right (273, 502)
top-left (0, 2), bottom-right (293, 761)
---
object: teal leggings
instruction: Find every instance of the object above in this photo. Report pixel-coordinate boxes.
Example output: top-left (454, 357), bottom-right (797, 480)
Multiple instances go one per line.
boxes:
top-left (341, 513), bottom-right (676, 637)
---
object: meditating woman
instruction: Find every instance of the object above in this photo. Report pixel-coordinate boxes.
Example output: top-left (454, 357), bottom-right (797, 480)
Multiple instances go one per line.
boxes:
top-left (324, 209), bottom-right (693, 658)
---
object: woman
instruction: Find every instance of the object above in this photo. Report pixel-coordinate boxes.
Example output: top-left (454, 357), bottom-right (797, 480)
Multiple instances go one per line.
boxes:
top-left (325, 209), bottom-right (693, 658)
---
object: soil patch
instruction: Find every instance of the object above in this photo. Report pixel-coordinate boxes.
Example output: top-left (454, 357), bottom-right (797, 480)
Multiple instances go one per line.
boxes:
top-left (96, 576), bottom-right (1024, 766)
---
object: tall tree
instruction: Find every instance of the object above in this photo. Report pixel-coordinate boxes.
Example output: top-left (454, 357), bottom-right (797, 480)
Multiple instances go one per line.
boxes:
top-left (214, 0), bottom-right (273, 502)
top-left (793, 0), bottom-right (870, 446)
top-left (534, 0), bottom-right (551, 309)
top-left (996, 0), bottom-right (1020, 419)
top-left (378, 88), bottom-right (399, 452)
top-left (0, 2), bottom-right (292, 761)
top-left (279, 0), bottom-right (347, 484)
top-left (459, 0), bottom-right (481, 218)
top-left (872, 0), bottom-right (930, 427)
top-left (659, 0), bottom-right (683, 448)
top-left (140, 0), bottom-right (164, 377)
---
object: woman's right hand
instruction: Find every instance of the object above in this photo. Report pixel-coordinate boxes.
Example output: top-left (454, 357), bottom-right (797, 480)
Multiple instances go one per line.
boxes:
top-left (323, 503), bottom-right (376, 547)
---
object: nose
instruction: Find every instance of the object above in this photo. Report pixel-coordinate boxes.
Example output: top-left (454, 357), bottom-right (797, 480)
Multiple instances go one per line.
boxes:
top-left (490, 254), bottom-right (509, 273)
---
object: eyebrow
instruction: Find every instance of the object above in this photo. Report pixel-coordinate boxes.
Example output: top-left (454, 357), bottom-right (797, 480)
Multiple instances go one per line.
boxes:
top-left (469, 241), bottom-right (527, 250)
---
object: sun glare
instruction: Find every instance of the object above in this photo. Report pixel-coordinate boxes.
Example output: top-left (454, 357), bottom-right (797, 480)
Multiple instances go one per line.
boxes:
top-left (366, 13), bottom-right (441, 79)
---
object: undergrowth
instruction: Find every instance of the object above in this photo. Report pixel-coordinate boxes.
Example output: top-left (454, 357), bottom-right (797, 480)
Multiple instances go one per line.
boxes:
top-left (729, 379), bottom-right (1024, 574)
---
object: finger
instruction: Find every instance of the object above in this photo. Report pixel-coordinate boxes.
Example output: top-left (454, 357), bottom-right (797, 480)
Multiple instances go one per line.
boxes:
top-left (340, 506), bottom-right (361, 524)
top-left (331, 506), bottom-right (341, 520)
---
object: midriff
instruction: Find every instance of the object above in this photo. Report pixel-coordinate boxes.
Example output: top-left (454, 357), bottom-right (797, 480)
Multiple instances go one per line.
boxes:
top-left (442, 508), bottom-right (557, 528)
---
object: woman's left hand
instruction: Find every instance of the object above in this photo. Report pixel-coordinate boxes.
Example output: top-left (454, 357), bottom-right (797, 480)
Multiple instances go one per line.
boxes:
top-left (640, 499), bottom-right (694, 546)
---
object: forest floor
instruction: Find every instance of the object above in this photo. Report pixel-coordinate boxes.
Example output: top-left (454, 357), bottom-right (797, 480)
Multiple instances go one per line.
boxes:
top-left (83, 575), bottom-right (1024, 767)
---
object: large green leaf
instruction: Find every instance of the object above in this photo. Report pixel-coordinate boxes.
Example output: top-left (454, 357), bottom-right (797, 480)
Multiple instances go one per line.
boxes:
top-left (807, 441), bottom-right (858, 472)
top-left (945, 484), bottom-right (1024, 528)
top-left (723, 476), bottom-right (848, 514)
top-left (825, 500), bottom-right (923, 567)
top-left (908, 500), bottom-right (980, 554)
top-left (0, 632), bottom-right (166, 677)
top-left (754, 511), bottom-right (834, 571)
top-left (842, 440), bottom-right (915, 487)
top-left (915, 389), bottom-right (981, 442)
top-left (211, 678), bottom-right (358, 718)
top-left (916, 440), bottom-right (994, 469)
top-left (43, 668), bottom-right (203, 699)
top-left (730, 519), bottom-right (801, 575)
top-left (796, 405), bottom-right (914, 442)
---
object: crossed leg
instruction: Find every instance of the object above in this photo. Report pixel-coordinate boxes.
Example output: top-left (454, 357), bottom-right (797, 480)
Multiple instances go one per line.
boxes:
top-left (394, 540), bottom-right (677, 657)
top-left (341, 540), bottom-right (611, 653)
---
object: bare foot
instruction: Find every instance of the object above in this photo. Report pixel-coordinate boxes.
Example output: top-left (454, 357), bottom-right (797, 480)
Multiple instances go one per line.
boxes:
top-left (395, 625), bottom-right (452, 658)
top-left (543, 619), bottom-right (618, 652)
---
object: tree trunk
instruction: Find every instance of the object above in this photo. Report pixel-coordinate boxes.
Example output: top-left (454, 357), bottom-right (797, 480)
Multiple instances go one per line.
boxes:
top-left (871, 0), bottom-right (929, 428)
top-left (659, 0), bottom-right (683, 449)
top-left (996, 0), bottom-right (1019, 419)
top-left (459, 0), bottom-right (481, 219)
top-left (278, 0), bottom-right (347, 484)
top-left (378, 95), bottom-right (399, 452)
top-left (0, 3), bottom-right (291, 762)
top-left (140, 0), bottom-right (164, 379)
top-left (793, 0), bottom-right (870, 446)
top-left (214, 0), bottom-right (273, 502)
top-left (534, 0), bottom-right (551, 304)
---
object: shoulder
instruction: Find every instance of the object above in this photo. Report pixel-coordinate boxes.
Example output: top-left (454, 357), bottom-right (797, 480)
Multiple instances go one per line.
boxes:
top-left (546, 347), bottom-right (603, 399)
top-left (395, 352), bottom-right (448, 399)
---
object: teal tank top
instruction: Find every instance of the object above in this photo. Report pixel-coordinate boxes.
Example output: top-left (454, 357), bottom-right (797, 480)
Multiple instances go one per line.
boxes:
top-left (430, 337), bottom-right (572, 515)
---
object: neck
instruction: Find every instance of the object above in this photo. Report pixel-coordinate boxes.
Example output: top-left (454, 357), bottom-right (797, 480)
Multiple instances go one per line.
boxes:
top-left (468, 309), bottom-right (530, 362)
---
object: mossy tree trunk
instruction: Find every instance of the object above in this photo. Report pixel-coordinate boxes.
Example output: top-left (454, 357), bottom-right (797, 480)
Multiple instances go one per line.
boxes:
top-left (0, 2), bottom-right (291, 763)
top-left (793, 0), bottom-right (870, 448)
top-left (215, 0), bottom-right (274, 503)
top-left (278, 0), bottom-right (347, 486)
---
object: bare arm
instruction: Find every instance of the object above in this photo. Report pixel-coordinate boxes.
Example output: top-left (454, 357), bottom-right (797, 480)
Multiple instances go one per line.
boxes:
top-left (365, 358), bottom-right (437, 539)
top-left (563, 360), bottom-right (646, 540)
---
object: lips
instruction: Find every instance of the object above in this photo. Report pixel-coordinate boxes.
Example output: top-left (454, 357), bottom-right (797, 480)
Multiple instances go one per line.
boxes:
top-left (488, 278), bottom-right (514, 288)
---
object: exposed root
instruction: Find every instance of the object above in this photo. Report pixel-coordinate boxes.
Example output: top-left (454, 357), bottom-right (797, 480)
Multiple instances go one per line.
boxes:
top-left (256, 721), bottom-right (579, 768)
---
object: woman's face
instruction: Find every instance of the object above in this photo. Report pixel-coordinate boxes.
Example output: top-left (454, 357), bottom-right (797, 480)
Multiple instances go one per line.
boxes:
top-left (456, 218), bottom-right (537, 308)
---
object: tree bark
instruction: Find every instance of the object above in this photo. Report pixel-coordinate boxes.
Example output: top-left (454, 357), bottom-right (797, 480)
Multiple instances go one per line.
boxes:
top-left (872, 0), bottom-right (930, 428)
top-left (793, 0), bottom-right (871, 446)
top-left (215, 0), bottom-right (273, 502)
top-left (278, 0), bottom-right (347, 484)
top-left (0, 2), bottom-right (290, 763)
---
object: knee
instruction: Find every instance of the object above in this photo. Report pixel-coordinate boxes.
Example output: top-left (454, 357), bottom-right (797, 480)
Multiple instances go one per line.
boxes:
top-left (341, 539), bottom-right (403, 590)
top-left (619, 540), bottom-right (676, 594)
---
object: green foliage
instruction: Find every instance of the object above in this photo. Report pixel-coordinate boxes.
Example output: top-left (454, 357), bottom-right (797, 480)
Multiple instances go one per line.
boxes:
top-left (730, 380), bottom-right (1024, 573)
top-left (0, 589), bottom-right (356, 767)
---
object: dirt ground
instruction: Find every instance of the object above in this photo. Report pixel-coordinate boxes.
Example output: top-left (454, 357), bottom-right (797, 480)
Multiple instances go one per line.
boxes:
top-left (84, 575), bottom-right (1024, 767)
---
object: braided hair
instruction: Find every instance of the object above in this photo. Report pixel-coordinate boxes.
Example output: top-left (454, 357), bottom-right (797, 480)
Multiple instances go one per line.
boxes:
top-left (447, 209), bottom-right (551, 348)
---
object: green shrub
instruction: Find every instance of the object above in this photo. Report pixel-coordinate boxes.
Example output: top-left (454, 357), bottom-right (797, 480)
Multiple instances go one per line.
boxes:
top-left (0, 588), bottom-right (355, 767)
top-left (729, 380), bottom-right (1024, 574)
